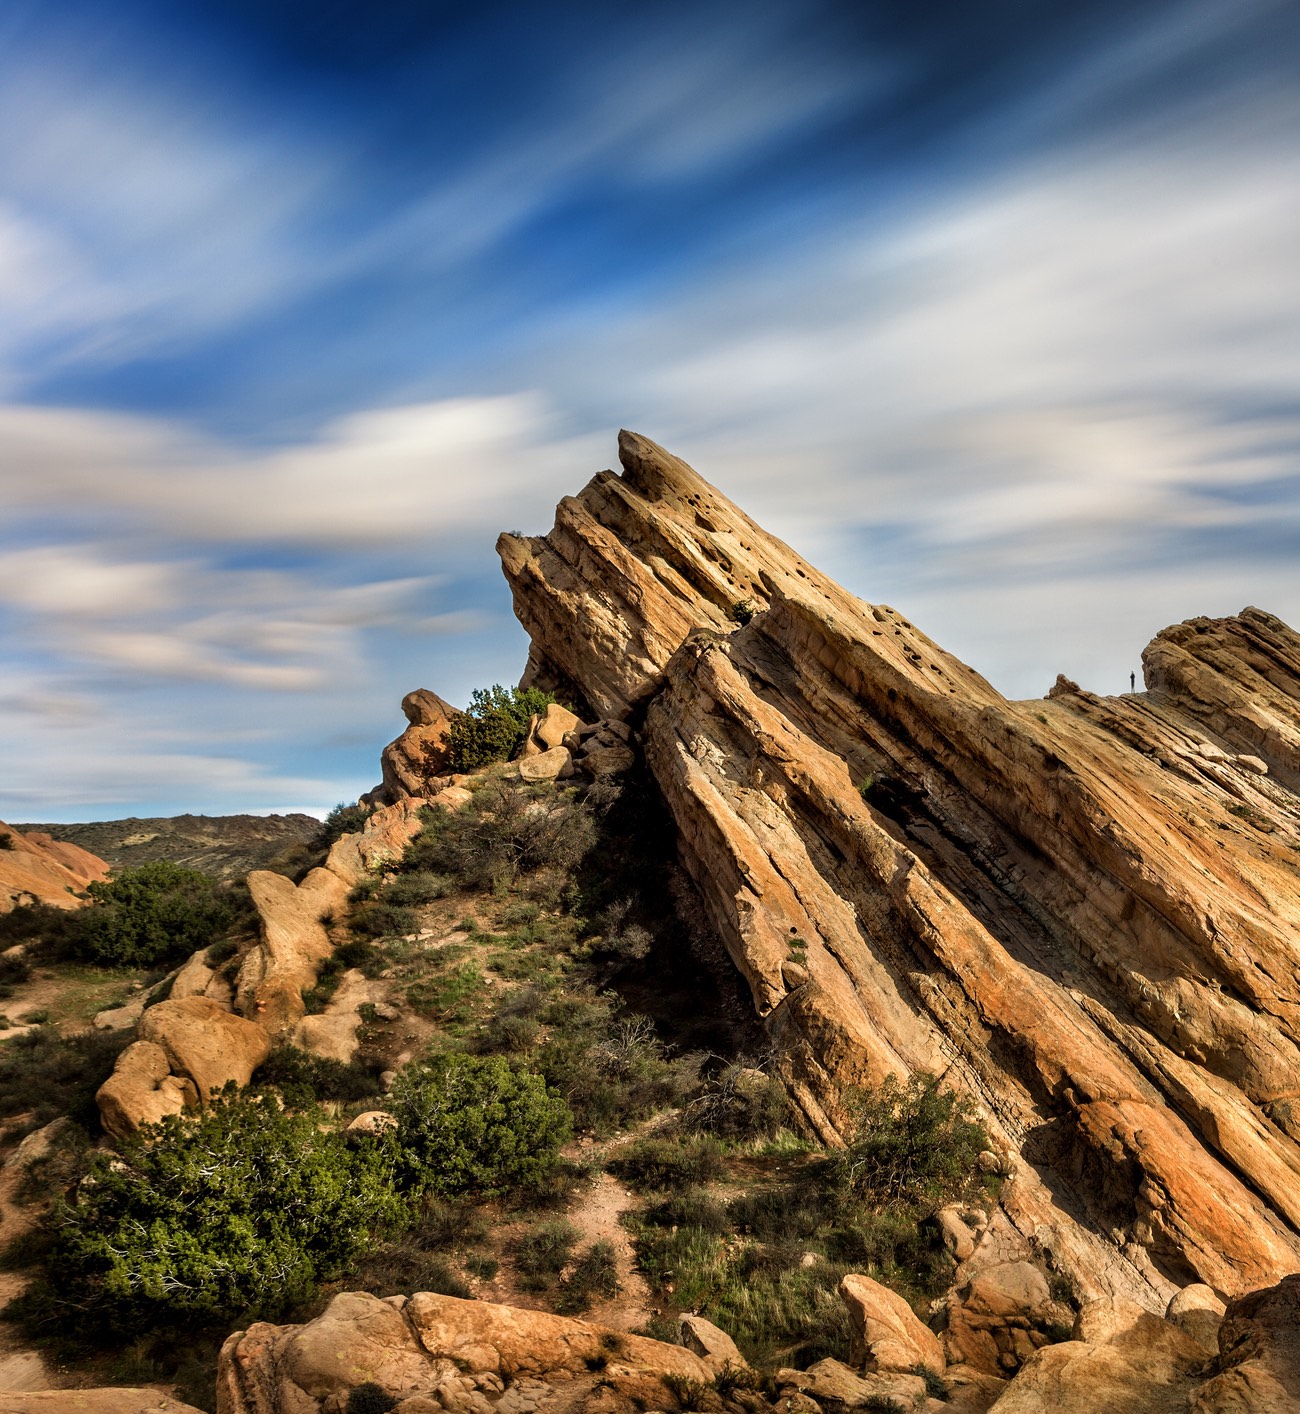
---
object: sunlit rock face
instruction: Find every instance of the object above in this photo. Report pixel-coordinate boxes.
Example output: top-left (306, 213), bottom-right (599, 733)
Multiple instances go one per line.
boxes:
top-left (501, 431), bottom-right (1300, 1310)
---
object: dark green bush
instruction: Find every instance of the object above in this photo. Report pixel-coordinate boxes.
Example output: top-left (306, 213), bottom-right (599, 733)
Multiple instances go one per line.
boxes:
top-left (14, 1090), bottom-right (405, 1335)
top-left (72, 861), bottom-right (236, 969)
top-left (444, 685), bottom-right (558, 772)
top-left (0, 1025), bottom-right (131, 1132)
top-left (834, 1072), bottom-right (986, 1209)
top-left (343, 1240), bottom-right (472, 1300)
top-left (318, 802), bottom-right (374, 850)
top-left (382, 872), bottom-right (452, 907)
top-left (515, 1218), bottom-right (578, 1282)
top-left (0, 951), bottom-right (31, 999)
top-left (608, 1135), bottom-right (724, 1193)
top-left (253, 1045), bottom-right (383, 1106)
top-left (389, 1053), bottom-right (571, 1197)
top-left (349, 902), bottom-right (419, 939)
top-left (405, 780), bottom-right (596, 894)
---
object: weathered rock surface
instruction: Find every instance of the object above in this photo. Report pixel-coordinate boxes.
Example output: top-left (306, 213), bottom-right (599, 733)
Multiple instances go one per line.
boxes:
top-left (839, 1272), bottom-right (945, 1373)
top-left (1189, 1273), bottom-right (1300, 1410)
top-left (373, 690), bottom-right (461, 804)
top-left (500, 432), bottom-right (1300, 1307)
top-left (138, 996), bottom-right (270, 1102)
top-left (0, 821), bottom-right (108, 913)
top-left (96, 1040), bottom-right (195, 1141)
top-left (217, 1289), bottom-right (715, 1414)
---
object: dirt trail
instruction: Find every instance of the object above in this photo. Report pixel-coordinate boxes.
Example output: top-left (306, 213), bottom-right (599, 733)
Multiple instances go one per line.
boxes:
top-left (563, 1166), bottom-right (652, 1331)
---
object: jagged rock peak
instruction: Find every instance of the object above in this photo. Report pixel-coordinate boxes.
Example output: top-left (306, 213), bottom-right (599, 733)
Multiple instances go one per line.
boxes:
top-left (497, 429), bottom-right (992, 719)
top-left (500, 434), bottom-right (1300, 1312)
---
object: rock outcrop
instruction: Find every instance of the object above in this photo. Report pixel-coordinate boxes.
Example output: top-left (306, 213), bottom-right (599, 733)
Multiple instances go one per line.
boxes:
top-left (97, 798), bottom-right (426, 1135)
top-left (500, 432), bottom-right (1300, 1309)
top-left (217, 1290), bottom-right (715, 1414)
top-left (370, 690), bottom-right (462, 805)
top-left (0, 822), bottom-right (108, 913)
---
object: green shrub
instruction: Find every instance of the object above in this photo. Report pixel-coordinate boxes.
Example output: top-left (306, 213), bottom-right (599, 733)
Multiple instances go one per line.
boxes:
top-left (382, 872), bottom-right (452, 907)
top-left (75, 861), bottom-right (236, 969)
top-left (343, 1241), bottom-right (471, 1300)
top-left (608, 1135), bottom-right (724, 1192)
top-left (389, 1053), bottom-right (571, 1197)
top-left (834, 1073), bottom-right (986, 1209)
top-left (515, 1218), bottom-right (579, 1282)
top-left (253, 1045), bottom-right (382, 1106)
top-left (14, 1091), bottom-right (404, 1335)
top-left (680, 1063), bottom-right (790, 1142)
top-left (444, 685), bottom-right (558, 771)
top-left (465, 1253), bottom-right (499, 1279)
top-left (0, 831), bottom-right (13, 849)
top-left (0, 1025), bottom-right (131, 1132)
top-left (318, 802), bottom-right (373, 850)
top-left (558, 1241), bottom-right (620, 1313)
top-left (350, 902), bottom-right (419, 939)
top-left (405, 780), bottom-right (596, 893)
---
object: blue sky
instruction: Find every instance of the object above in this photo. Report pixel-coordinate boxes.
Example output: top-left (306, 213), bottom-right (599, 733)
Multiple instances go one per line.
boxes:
top-left (1, 0), bottom-right (1297, 821)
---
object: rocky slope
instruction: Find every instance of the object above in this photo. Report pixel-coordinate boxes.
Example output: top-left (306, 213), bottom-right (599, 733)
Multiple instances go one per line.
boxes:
top-left (16, 814), bottom-right (323, 881)
top-left (0, 822), bottom-right (108, 913)
top-left (500, 431), bottom-right (1300, 1312)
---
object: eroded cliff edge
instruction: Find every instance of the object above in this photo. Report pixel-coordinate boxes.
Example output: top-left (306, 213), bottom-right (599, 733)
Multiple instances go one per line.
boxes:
top-left (499, 431), bottom-right (1300, 1313)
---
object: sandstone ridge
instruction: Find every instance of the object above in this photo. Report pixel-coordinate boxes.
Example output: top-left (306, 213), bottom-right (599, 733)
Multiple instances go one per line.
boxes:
top-left (500, 431), bottom-right (1300, 1311)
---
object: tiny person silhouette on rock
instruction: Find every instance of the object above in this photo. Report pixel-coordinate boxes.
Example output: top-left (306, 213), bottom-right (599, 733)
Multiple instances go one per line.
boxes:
top-left (1130, 671), bottom-right (1136, 692)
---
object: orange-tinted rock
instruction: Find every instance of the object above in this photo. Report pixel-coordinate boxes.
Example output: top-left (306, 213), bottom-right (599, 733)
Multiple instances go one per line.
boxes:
top-left (138, 996), bottom-right (269, 1103)
top-left (374, 689), bottom-right (461, 804)
top-left (95, 1040), bottom-right (195, 1141)
top-left (0, 822), bottom-right (108, 913)
top-left (501, 433), bottom-right (1300, 1308)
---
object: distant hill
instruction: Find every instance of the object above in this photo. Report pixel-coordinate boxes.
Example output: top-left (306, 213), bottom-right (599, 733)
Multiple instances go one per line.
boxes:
top-left (14, 813), bottom-right (322, 880)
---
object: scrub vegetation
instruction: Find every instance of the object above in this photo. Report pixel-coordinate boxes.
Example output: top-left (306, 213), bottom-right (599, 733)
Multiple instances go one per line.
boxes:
top-left (0, 759), bottom-right (992, 1409)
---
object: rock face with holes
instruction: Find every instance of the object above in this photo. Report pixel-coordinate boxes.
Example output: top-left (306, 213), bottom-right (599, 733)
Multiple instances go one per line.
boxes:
top-left (500, 431), bottom-right (1300, 1312)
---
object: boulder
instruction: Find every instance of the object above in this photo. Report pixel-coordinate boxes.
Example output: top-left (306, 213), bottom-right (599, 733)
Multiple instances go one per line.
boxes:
top-left (580, 744), bottom-right (635, 777)
top-left (986, 1299), bottom-right (1210, 1412)
top-left (937, 1206), bottom-right (978, 1262)
top-left (678, 1314), bottom-right (745, 1370)
top-left (347, 1110), bottom-right (398, 1135)
top-left (839, 1272), bottom-right (945, 1374)
top-left (217, 1290), bottom-right (715, 1414)
top-left (944, 1263), bottom-right (1056, 1376)
top-left (292, 968), bottom-right (379, 1063)
top-left (1166, 1283), bottom-right (1227, 1353)
top-left (235, 866), bottom-right (348, 1037)
top-left (529, 703), bottom-right (582, 751)
top-left (1187, 1272), bottom-right (1300, 1410)
top-left (778, 1358), bottom-right (927, 1408)
top-left (139, 996), bottom-right (269, 1102)
top-left (516, 746), bottom-right (571, 782)
top-left (376, 690), bottom-right (461, 802)
top-left (430, 785), bottom-right (473, 812)
top-left (95, 1041), bottom-right (194, 1140)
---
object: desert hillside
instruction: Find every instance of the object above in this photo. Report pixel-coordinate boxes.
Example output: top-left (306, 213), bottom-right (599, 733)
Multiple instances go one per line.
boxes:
top-left (0, 434), bottom-right (1296, 1414)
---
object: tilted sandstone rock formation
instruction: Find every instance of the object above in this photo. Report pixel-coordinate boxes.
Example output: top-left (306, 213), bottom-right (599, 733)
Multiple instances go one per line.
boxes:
top-left (0, 822), bottom-right (108, 913)
top-left (500, 432), bottom-right (1300, 1310)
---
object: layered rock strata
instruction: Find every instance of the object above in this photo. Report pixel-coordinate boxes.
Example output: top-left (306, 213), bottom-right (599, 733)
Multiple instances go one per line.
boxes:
top-left (0, 822), bottom-right (108, 913)
top-left (500, 432), bottom-right (1300, 1308)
